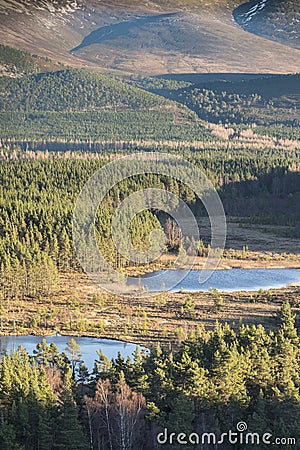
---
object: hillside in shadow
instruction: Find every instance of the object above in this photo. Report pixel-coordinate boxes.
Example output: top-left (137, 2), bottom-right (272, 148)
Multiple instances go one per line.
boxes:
top-left (234, 0), bottom-right (300, 49)
top-left (71, 13), bottom-right (178, 52)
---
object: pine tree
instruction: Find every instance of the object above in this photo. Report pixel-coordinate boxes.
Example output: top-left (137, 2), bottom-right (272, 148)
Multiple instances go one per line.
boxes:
top-left (126, 347), bottom-right (149, 394)
top-left (65, 338), bottom-right (82, 377)
top-left (166, 391), bottom-right (195, 437)
top-left (276, 302), bottom-right (299, 343)
top-left (0, 421), bottom-right (21, 450)
top-left (54, 370), bottom-right (89, 450)
top-left (174, 349), bottom-right (209, 399)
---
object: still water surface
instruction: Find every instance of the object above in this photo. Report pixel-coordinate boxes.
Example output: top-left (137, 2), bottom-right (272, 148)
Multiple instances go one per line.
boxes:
top-left (0, 335), bottom-right (141, 372)
top-left (129, 268), bottom-right (300, 293)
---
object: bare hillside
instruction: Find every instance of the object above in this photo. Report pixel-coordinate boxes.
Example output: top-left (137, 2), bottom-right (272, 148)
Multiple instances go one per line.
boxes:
top-left (0, 0), bottom-right (299, 74)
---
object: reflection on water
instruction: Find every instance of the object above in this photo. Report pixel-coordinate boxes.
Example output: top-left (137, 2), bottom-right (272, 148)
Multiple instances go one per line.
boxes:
top-left (128, 268), bottom-right (300, 293)
top-left (0, 336), bottom-right (9, 355)
top-left (0, 335), bottom-right (143, 372)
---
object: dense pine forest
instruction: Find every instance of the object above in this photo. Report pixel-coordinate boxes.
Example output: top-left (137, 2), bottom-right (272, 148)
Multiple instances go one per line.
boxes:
top-left (1, 154), bottom-right (300, 301)
top-left (0, 43), bottom-right (299, 449)
top-left (0, 303), bottom-right (299, 449)
top-left (0, 44), bottom-right (63, 77)
top-left (126, 73), bottom-right (300, 137)
top-left (0, 68), bottom-right (210, 143)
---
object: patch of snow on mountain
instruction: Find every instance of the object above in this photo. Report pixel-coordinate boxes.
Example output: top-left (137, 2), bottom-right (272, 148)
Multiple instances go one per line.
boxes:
top-left (241, 0), bottom-right (268, 25)
top-left (0, 0), bottom-right (83, 15)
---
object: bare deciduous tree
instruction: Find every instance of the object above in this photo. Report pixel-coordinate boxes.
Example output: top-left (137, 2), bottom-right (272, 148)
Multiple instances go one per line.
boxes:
top-left (83, 376), bottom-right (146, 450)
top-left (164, 218), bottom-right (182, 250)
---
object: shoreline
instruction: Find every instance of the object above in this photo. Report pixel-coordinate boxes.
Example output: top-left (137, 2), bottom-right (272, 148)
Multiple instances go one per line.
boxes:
top-left (124, 251), bottom-right (300, 277)
top-left (0, 332), bottom-right (141, 348)
top-left (0, 252), bottom-right (299, 349)
top-left (1, 271), bottom-right (299, 348)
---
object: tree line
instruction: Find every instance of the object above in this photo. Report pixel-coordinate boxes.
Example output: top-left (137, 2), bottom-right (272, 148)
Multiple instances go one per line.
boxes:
top-left (1, 154), bottom-right (300, 300)
top-left (127, 73), bottom-right (300, 131)
top-left (0, 303), bottom-right (299, 449)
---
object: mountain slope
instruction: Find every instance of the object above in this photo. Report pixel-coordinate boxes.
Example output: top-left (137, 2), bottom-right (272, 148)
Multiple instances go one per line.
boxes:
top-left (0, 68), bottom-right (171, 111)
top-left (126, 72), bottom-right (300, 126)
top-left (234, 0), bottom-right (300, 49)
top-left (0, 43), bottom-right (63, 77)
top-left (0, 0), bottom-right (299, 74)
top-left (0, 67), bottom-right (211, 144)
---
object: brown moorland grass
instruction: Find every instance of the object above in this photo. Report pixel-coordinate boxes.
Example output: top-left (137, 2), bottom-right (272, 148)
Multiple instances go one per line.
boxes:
top-left (1, 266), bottom-right (299, 349)
top-left (0, 0), bottom-right (299, 74)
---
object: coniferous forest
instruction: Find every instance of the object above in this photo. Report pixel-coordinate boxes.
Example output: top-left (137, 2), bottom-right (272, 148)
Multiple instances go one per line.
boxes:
top-left (0, 303), bottom-right (299, 450)
top-left (0, 17), bottom-right (299, 449)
